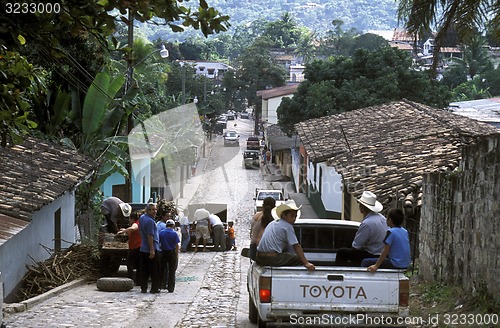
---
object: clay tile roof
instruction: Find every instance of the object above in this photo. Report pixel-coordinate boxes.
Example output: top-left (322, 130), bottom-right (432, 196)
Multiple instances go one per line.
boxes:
top-left (0, 138), bottom-right (97, 222)
top-left (267, 124), bottom-right (298, 151)
top-left (295, 100), bottom-right (500, 205)
top-left (257, 84), bottom-right (299, 100)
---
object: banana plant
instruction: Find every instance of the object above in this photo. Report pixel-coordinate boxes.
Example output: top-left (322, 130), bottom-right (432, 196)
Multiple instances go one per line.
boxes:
top-left (61, 67), bottom-right (132, 190)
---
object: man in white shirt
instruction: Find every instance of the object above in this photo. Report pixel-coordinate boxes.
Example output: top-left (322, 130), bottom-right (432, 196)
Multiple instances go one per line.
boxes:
top-left (178, 211), bottom-right (191, 252)
top-left (209, 213), bottom-right (226, 252)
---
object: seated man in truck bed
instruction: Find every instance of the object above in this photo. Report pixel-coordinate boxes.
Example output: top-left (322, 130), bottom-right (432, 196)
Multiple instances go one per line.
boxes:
top-left (335, 191), bottom-right (388, 266)
top-left (256, 200), bottom-right (315, 271)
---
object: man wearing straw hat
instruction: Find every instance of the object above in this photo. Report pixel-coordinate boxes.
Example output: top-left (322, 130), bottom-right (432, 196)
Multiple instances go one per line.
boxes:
top-left (256, 200), bottom-right (315, 271)
top-left (335, 191), bottom-right (388, 267)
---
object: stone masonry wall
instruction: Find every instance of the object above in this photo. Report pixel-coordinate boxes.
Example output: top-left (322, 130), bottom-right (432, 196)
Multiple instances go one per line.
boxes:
top-left (420, 135), bottom-right (500, 300)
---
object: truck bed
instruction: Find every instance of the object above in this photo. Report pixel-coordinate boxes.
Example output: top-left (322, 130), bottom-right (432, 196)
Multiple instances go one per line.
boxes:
top-left (245, 219), bottom-right (410, 326)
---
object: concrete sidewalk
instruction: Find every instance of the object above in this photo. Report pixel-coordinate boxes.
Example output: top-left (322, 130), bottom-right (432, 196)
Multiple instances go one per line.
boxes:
top-left (175, 140), bottom-right (215, 212)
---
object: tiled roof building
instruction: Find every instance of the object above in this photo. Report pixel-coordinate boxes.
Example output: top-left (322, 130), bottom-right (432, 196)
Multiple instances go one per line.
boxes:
top-left (0, 138), bottom-right (96, 223)
top-left (295, 100), bottom-right (500, 214)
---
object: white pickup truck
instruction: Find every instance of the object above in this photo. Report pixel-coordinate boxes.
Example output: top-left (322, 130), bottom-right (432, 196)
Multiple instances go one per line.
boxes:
top-left (244, 218), bottom-right (410, 327)
top-left (253, 188), bottom-right (286, 213)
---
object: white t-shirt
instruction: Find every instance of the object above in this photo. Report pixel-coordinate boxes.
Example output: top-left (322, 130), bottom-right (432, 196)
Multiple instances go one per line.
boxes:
top-left (209, 213), bottom-right (223, 226)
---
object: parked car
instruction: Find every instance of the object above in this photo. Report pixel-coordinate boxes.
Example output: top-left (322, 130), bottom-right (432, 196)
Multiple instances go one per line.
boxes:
top-left (243, 150), bottom-right (260, 169)
top-left (223, 130), bottom-right (239, 146)
top-left (246, 136), bottom-right (260, 150)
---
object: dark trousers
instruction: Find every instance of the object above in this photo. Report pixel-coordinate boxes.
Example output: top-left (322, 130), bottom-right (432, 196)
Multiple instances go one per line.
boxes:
top-left (213, 225), bottom-right (226, 251)
top-left (249, 243), bottom-right (257, 260)
top-left (160, 250), bottom-right (178, 292)
top-left (126, 247), bottom-right (141, 285)
top-left (140, 251), bottom-right (160, 292)
top-left (255, 252), bottom-right (303, 267)
top-left (335, 247), bottom-right (378, 267)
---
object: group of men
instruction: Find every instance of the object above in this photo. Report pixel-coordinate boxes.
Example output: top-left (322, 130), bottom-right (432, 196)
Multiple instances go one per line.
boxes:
top-left (192, 208), bottom-right (236, 252)
top-left (251, 191), bottom-right (411, 272)
top-left (101, 198), bottom-right (180, 294)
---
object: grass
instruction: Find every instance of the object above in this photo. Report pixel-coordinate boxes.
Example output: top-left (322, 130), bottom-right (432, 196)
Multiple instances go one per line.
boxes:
top-left (409, 276), bottom-right (500, 327)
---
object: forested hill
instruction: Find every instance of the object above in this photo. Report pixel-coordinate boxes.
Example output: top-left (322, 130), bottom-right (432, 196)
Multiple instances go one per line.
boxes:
top-left (139, 0), bottom-right (399, 42)
top-left (210, 0), bottom-right (399, 33)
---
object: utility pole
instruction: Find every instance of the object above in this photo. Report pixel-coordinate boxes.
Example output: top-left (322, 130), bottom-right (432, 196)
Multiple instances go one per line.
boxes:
top-left (125, 10), bottom-right (134, 203)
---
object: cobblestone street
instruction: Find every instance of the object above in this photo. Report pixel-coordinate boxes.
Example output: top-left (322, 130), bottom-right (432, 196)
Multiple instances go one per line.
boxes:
top-left (3, 117), bottom-right (267, 328)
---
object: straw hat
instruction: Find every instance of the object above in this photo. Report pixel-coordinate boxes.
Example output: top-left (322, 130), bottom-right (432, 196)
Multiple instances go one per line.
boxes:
top-left (119, 203), bottom-right (132, 217)
top-left (356, 191), bottom-right (383, 213)
top-left (271, 200), bottom-right (302, 220)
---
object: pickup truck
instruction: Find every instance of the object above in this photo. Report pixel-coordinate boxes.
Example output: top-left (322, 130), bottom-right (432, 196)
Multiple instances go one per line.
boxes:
top-left (244, 218), bottom-right (410, 327)
top-left (254, 188), bottom-right (286, 212)
top-left (243, 150), bottom-right (260, 169)
top-left (246, 136), bottom-right (261, 150)
top-left (186, 203), bottom-right (228, 250)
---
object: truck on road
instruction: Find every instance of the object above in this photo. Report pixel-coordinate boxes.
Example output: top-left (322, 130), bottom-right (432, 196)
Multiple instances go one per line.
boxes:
top-left (253, 188), bottom-right (286, 212)
top-left (243, 218), bottom-right (410, 327)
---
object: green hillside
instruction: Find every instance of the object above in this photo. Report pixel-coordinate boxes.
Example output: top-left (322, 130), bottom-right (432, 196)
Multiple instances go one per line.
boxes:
top-left (138, 0), bottom-right (398, 42)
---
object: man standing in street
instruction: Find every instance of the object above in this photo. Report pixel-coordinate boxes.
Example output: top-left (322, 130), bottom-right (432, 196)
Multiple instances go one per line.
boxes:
top-left (209, 212), bottom-right (225, 252)
top-left (194, 208), bottom-right (211, 252)
top-left (179, 210), bottom-right (191, 252)
top-left (139, 203), bottom-right (161, 294)
top-left (159, 219), bottom-right (180, 292)
top-left (118, 212), bottom-right (141, 286)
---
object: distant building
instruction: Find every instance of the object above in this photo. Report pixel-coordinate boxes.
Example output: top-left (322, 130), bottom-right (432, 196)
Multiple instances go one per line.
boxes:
top-left (179, 60), bottom-right (233, 79)
top-left (289, 65), bottom-right (305, 82)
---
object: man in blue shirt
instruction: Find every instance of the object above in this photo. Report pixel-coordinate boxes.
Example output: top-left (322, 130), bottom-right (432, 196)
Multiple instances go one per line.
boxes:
top-left (362, 208), bottom-right (411, 271)
top-left (159, 219), bottom-right (180, 292)
top-left (139, 203), bottom-right (161, 294)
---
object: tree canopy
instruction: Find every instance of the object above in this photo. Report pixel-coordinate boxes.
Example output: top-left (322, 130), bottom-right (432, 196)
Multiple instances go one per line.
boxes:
top-left (397, 0), bottom-right (499, 70)
top-left (277, 46), bottom-right (452, 136)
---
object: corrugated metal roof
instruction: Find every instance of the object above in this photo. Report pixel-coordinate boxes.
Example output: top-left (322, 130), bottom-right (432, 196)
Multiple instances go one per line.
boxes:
top-left (449, 98), bottom-right (500, 124)
top-left (257, 84), bottom-right (299, 100)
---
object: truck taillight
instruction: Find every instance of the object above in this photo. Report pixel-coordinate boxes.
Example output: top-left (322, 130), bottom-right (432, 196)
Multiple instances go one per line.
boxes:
top-left (259, 276), bottom-right (272, 303)
top-left (399, 279), bottom-right (409, 307)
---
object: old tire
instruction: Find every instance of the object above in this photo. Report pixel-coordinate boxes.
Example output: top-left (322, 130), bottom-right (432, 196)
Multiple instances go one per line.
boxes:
top-left (96, 277), bottom-right (134, 292)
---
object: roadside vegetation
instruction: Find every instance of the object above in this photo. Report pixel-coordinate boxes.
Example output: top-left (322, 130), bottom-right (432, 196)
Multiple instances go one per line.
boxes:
top-left (409, 277), bottom-right (500, 327)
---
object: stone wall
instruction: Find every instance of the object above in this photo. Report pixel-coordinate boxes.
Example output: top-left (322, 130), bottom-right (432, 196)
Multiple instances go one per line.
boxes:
top-left (420, 135), bottom-right (500, 300)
